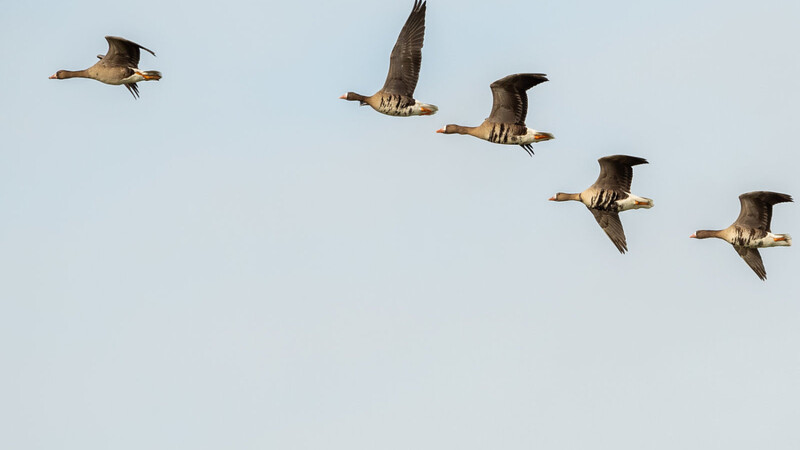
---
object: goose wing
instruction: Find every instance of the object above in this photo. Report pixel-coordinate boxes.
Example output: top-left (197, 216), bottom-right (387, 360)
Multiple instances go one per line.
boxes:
top-left (734, 245), bottom-right (767, 280)
top-left (734, 191), bottom-right (793, 232)
top-left (487, 73), bottom-right (548, 125)
top-left (589, 209), bottom-right (628, 254)
top-left (101, 36), bottom-right (155, 68)
top-left (124, 83), bottom-right (140, 99)
top-left (381, 0), bottom-right (426, 96)
top-left (591, 155), bottom-right (648, 192)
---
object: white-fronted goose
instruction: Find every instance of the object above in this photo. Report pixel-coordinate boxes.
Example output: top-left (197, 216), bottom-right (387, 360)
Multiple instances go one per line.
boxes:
top-left (549, 155), bottom-right (653, 253)
top-left (436, 73), bottom-right (554, 156)
top-left (50, 36), bottom-right (162, 99)
top-left (691, 191), bottom-right (792, 280)
top-left (340, 0), bottom-right (437, 116)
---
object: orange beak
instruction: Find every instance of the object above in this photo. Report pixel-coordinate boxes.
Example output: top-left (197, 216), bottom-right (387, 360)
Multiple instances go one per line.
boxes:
top-left (774, 236), bottom-right (787, 242)
top-left (49, 74), bottom-right (57, 79)
top-left (339, 94), bottom-right (346, 99)
top-left (420, 107), bottom-right (433, 115)
top-left (690, 234), bottom-right (697, 238)
top-left (548, 196), bottom-right (556, 201)
top-left (435, 127), bottom-right (445, 133)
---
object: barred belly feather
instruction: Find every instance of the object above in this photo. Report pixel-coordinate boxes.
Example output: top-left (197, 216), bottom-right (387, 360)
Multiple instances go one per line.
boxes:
top-left (377, 94), bottom-right (415, 116)
top-left (588, 190), bottom-right (622, 211)
top-left (488, 123), bottom-right (527, 144)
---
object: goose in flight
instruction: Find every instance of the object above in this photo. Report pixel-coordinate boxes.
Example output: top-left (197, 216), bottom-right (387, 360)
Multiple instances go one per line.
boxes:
top-left (691, 191), bottom-right (792, 280)
top-left (549, 155), bottom-right (653, 253)
top-left (50, 36), bottom-right (161, 99)
top-left (436, 73), bottom-right (553, 156)
top-left (340, 1), bottom-right (437, 116)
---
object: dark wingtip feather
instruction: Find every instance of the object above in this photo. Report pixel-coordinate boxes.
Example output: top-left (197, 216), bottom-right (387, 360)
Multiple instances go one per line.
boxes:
top-left (520, 144), bottom-right (534, 157)
top-left (124, 83), bottom-right (140, 99)
top-left (612, 236), bottom-right (628, 254)
top-left (600, 155), bottom-right (649, 166)
top-left (735, 246), bottom-right (768, 280)
top-left (739, 191), bottom-right (794, 205)
top-left (752, 264), bottom-right (767, 281)
top-left (490, 73), bottom-right (549, 90)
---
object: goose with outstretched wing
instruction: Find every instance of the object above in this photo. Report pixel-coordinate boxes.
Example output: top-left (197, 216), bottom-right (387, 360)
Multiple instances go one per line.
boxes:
top-left (549, 155), bottom-right (653, 253)
top-left (691, 191), bottom-right (792, 280)
top-left (50, 36), bottom-right (161, 99)
top-left (436, 73), bottom-right (553, 156)
top-left (340, 1), bottom-right (437, 116)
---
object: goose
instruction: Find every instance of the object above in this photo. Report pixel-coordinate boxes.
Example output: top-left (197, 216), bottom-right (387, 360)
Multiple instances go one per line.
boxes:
top-left (435, 73), bottom-right (554, 156)
top-left (549, 155), bottom-right (653, 253)
top-left (691, 191), bottom-right (792, 280)
top-left (340, 0), bottom-right (437, 116)
top-left (50, 36), bottom-right (162, 99)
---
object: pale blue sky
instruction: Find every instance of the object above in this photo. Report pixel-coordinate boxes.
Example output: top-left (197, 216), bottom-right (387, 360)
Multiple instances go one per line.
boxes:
top-left (2, 0), bottom-right (799, 449)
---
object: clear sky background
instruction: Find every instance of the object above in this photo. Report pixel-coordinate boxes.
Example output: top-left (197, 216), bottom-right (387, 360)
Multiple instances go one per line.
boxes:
top-left (2, 0), bottom-right (799, 448)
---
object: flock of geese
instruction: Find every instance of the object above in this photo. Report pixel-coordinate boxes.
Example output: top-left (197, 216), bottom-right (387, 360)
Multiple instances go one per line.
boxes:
top-left (48, 1), bottom-right (792, 281)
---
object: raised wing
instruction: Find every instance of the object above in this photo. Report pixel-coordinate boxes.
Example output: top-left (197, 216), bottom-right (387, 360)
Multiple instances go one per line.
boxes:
top-left (487, 73), bottom-right (548, 125)
top-left (592, 155), bottom-right (648, 192)
top-left (589, 209), bottom-right (628, 254)
top-left (734, 191), bottom-right (793, 232)
top-left (734, 245), bottom-right (767, 280)
top-left (101, 36), bottom-right (156, 68)
top-left (381, 0), bottom-right (426, 96)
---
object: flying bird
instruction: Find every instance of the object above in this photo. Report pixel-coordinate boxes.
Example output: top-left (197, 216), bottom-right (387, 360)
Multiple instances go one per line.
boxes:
top-left (50, 36), bottom-right (162, 99)
top-left (691, 191), bottom-right (792, 280)
top-left (436, 73), bottom-right (554, 156)
top-left (549, 155), bottom-right (653, 253)
top-left (340, 0), bottom-right (438, 116)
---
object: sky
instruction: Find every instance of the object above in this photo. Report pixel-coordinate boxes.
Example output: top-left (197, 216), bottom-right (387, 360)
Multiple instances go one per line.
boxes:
top-left (1, 0), bottom-right (799, 448)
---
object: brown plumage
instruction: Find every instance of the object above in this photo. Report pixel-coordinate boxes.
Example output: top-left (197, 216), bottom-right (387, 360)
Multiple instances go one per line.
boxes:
top-left (691, 191), bottom-right (793, 280)
top-left (383, 0), bottom-right (426, 98)
top-left (734, 191), bottom-right (792, 235)
top-left (549, 155), bottom-right (653, 253)
top-left (436, 73), bottom-right (553, 156)
top-left (50, 36), bottom-right (162, 99)
top-left (340, 1), bottom-right (437, 116)
top-left (488, 73), bottom-right (543, 126)
top-left (592, 155), bottom-right (647, 195)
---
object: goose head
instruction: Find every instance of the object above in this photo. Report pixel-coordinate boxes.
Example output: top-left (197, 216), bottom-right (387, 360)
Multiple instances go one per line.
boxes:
top-left (549, 193), bottom-right (581, 202)
top-left (339, 92), bottom-right (368, 106)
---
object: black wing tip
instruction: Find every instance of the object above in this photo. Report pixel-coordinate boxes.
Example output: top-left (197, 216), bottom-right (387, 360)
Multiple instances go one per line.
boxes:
top-left (736, 246), bottom-right (768, 280)
top-left (600, 154), bottom-right (649, 166)
top-left (104, 35), bottom-right (156, 56)
top-left (514, 73), bottom-right (549, 83)
top-left (490, 73), bottom-right (549, 89)
top-left (520, 144), bottom-right (535, 157)
top-left (739, 191), bottom-right (793, 204)
top-left (409, 0), bottom-right (426, 17)
top-left (124, 83), bottom-right (140, 99)
top-left (525, 73), bottom-right (549, 81)
top-left (612, 236), bottom-right (628, 254)
top-left (751, 265), bottom-right (767, 281)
